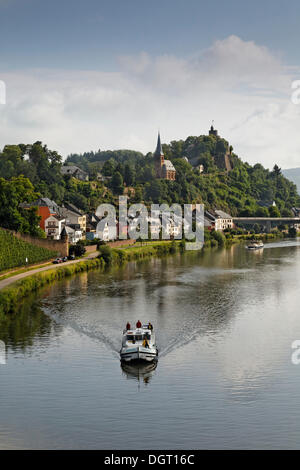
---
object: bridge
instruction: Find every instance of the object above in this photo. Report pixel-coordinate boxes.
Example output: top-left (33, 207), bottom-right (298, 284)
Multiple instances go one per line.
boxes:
top-left (233, 217), bottom-right (300, 232)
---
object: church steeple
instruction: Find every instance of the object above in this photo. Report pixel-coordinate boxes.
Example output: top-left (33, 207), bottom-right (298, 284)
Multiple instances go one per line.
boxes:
top-left (153, 131), bottom-right (164, 178)
top-left (154, 131), bottom-right (164, 159)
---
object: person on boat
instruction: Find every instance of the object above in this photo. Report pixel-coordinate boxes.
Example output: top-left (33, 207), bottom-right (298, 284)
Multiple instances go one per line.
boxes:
top-left (126, 322), bottom-right (131, 330)
top-left (148, 322), bottom-right (153, 330)
top-left (143, 337), bottom-right (150, 348)
top-left (136, 320), bottom-right (142, 328)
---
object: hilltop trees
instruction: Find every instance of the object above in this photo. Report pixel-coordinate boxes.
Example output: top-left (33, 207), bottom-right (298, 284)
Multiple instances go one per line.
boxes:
top-left (0, 176), bottom-right (44, 236)
top-left (124, 163), bottom-right (135, 186)
top-left (110, 172), bottom-right (124, 195)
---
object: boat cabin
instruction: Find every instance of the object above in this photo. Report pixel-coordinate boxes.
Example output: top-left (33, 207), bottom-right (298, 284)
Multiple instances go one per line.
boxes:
top-left (122, 325), bottom-right (154, 346)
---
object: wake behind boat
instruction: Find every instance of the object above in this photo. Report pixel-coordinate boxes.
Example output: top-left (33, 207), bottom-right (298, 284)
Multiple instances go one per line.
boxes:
top-left (246, 240), bottom-right (264, 250)
top-left (120, 321), bottom-right (158, 363)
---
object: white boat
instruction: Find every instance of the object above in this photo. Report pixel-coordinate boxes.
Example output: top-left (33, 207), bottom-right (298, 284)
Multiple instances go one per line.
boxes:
top-left (246, 240), bottom-right (264, 250)
top-left (120, 323), bottom-right (158, 363)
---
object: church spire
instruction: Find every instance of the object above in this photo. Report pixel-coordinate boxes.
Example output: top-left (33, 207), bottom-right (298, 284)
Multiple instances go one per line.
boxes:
top-left (154, 131), bottom-right (164, 158)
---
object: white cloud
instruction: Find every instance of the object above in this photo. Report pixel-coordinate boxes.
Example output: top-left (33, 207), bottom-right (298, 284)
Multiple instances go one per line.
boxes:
top-left (0, 35), bottom-right (299, 168)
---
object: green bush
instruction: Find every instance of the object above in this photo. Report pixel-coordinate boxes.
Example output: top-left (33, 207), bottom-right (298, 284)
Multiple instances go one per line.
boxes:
top-left (69, 242), bottom-right (86, 257)
top-left (210, 238), bottom-right (218, 247)
top-left (211, 230), bottom-right (226, 247)
top-left (98, 245), bottom-right (113, 265)
top-left (288, 226), bottom-right (297, 238)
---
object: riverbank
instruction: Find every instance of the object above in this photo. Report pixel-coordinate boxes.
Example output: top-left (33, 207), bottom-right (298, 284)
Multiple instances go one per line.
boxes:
top-left (203, 230), bottom-right (283, 249)
top-left (0, 257), bottom-right (104, 316)
top-left (0, 240), bottom-right (185, 316)
top-left (0, 234), bottom-right (285, 316)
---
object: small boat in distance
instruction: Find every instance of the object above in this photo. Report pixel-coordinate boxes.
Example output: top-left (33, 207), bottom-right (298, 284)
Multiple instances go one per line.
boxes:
top-left (120, 321), bottom-right (158, 363)
top-left (246, 240), bottom-right (264, 250)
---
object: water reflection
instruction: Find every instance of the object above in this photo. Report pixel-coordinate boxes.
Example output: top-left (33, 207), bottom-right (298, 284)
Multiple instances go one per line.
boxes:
top-left (121, 360), bottom-right (158, 385)
top-left (38, 241), bottom-right (300, 363)
top-left (1, 239), bottom-right (300, 448)
top-left (0, 292), bottom-right (61, 351)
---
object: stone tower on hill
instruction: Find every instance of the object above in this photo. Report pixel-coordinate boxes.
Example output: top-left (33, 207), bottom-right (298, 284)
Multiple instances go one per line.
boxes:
top-left (208, 124), bottom-right (233, 172)
top-left (153, 132), bottom-right (176, 180)
top-left (209, 124), bottom-right (218, 137)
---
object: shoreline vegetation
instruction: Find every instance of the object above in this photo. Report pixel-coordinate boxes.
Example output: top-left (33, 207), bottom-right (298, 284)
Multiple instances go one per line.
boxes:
top-left (0, 240), bottom-right (187, 316)
top-left (0, 232), bottom-right (290, 317)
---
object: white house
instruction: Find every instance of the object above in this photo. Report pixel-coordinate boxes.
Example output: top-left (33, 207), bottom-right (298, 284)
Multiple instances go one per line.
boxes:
top-left (65, 225), bottom-right (83, 244)
top-left (96, 221), bottom-right (117, 241)
top-left (148, 215), bottom-right (184, 239)
top-left (205, 210), bottom-right (233, 231)
top-left (45, 215), bottom-right (66, 239)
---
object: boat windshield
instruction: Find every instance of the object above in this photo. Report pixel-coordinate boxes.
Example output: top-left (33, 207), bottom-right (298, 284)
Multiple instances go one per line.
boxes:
top-left (127, 334), bottom-right (149, 342)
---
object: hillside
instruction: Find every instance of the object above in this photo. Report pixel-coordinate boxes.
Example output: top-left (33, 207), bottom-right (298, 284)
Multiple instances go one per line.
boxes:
top-left (66, 133), bottom-right (300, 217)
top-left (282, 168), bottom-right (300, 195)
top-left (0, 229), bottom-right (57, 272)
top-left (0, 134), bottom-right (299, 225)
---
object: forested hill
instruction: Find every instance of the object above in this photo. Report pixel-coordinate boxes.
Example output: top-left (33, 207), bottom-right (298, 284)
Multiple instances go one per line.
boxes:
top-left (66, 133), bottom-right (300, 217)
top-left (0, 134), bottom-right (299, 237)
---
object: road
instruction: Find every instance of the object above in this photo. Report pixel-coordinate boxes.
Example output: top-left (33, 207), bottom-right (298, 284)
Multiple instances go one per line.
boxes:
top-left (0, 251), bottom-right (99, 291)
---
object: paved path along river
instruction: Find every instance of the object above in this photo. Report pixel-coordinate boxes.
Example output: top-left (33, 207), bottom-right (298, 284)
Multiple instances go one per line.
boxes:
top-left (0, 251), bottom-right (99, 290)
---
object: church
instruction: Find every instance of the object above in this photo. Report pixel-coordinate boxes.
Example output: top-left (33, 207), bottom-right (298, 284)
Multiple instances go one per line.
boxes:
top-left (153, 132), bottom-right (176, 181)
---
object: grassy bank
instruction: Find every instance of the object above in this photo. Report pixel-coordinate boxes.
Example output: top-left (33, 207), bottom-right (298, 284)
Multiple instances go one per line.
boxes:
top-left (0, 258), bottom-right (105, 316)
top-left (203, 230), bottom-right (285, 249)
top-left (0, 241), bottom-right (184, 316)
top-left (98, 240), bottom-right (184, 267)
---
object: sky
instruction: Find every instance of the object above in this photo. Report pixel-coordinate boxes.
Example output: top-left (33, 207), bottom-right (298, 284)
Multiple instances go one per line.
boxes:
top-left (0, 0), bottom-right (300, 168)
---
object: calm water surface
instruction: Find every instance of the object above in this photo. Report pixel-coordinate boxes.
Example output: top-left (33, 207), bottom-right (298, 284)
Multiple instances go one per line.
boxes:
top-left (1, 240), bottom-right (300, 449)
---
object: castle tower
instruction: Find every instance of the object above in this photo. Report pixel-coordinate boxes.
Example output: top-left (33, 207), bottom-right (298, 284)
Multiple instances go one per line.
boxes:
top-left (60, 226), bottom-right (68, 241)
top-left (209, 122), bottom-right (218, 137)
top-left (153, 132), bottom-right (164, 178)
top-left (60, 226), bottom-right (69, 257)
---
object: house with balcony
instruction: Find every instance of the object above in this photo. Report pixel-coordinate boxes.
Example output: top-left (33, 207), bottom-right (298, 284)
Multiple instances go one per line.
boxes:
top-left (45, 215), bottom-right (66, 239)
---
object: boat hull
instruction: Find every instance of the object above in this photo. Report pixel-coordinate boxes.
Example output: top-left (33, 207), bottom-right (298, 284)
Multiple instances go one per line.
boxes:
top-left (120, 346), bottom-right (158, 363)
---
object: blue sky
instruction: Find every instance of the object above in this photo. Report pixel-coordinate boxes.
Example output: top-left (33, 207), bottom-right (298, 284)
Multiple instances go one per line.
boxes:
top-left (1, 0), bottom-right (300, 168)
top-left (0, 0), bottom-right (299, 69)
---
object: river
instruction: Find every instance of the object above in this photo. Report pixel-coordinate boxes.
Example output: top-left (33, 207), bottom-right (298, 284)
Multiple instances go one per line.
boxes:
top-left (1, 240), bottom-right (300, 449)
